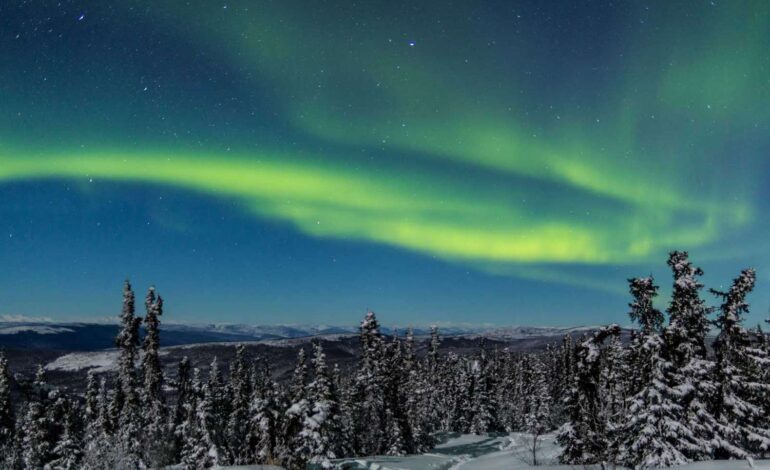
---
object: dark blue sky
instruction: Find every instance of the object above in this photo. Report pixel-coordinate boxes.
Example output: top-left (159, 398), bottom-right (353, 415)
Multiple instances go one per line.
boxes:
top-left (0, 1), bottom-right (768, 326)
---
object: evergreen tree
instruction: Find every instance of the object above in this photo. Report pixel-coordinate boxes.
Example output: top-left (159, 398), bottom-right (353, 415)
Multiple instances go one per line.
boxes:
top-left (83, 371), bottom-right (98, 428)
top-left (20, 399), bottom-right (50, 469)
top-left (525, 356), bottom-right (552, 466)
top-left (47, 404), bottom-right (82, 470)
top-left (557, 325), bottom-right (620, 465)
top-left (711, 268), bottom-right (770, 458)
top-left (281, 348), bottom-right (312, 469)
top-left (172, 357), bottom-right (192, 462)
top-left (180, 368), bottom-right (217, 469)
top-left (204, 357), bottom-right (229, 459)
top-left (663, 252), bottom-right (718, 461)
top-left (141, 287), bottom-right (168, 465)
top-left (0, 353), bottom-right (14, 448)
top-left (226, 344), bottom-right (252, 464)
top-left (113, 280), bottom-right (143, 466)
top-left (599, 333), bottom-right (628, 465)
top-left (621, 332), bottom-right (694, 468)
top-left (141, 287), bottom-right (164, 416)
top-left (350, 310), bottom-right (387, 455)
top-left (621, 276), bottom-right (700, 468)
top-left (302, 343), bottom-right (343, 467)
top-left (470, 358), bottom-right (493, 435)
top-left (428, 325), bottom-right (440, 372)
top-left (251, 368), bottom-right (280, 464)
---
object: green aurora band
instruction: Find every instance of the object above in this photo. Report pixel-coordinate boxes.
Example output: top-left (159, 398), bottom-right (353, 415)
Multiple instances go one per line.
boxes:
top-left (1, 0), bottom-right (768, 289)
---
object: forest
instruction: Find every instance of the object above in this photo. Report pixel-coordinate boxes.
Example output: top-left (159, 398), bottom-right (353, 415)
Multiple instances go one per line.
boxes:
top-left (0, 251), bottom-right (768, 469)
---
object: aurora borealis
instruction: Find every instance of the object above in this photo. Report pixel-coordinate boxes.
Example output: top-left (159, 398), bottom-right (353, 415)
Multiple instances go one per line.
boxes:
top-left (1, 1), bottom-right (769, 325)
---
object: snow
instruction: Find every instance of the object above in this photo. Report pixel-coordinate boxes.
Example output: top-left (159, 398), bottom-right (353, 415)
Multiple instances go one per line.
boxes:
top-left (45, 349), bottom-right (169, 373)
top-left (0, 325), bottom-right (74, 335)
top-left (315, 433), bottom-right (768, 470)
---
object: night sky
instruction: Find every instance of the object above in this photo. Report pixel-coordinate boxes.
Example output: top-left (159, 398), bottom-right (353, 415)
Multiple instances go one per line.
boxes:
top-left (1, 1), bottom-right (769, 326)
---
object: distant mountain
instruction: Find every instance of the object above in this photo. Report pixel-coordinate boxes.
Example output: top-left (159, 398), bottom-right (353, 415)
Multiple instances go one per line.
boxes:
top-left (0, 321), bottom-right (622, 352)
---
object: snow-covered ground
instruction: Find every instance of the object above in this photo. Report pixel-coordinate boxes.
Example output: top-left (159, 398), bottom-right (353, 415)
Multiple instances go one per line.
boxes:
top-left (45, 349), bottom-right (170, 373)
top-left (329, 433), bottom-right (567, 469)
top-left (220, 433), bottom-right (770, 469)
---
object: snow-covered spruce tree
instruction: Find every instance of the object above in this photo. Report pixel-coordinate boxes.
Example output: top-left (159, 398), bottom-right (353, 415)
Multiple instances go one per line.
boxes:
top-left (626, 277), bottom-right (665, 396)
top-left (281, 347), bottom-right (312, 469)
top-left (20, 383), bottom-right (51, 469)
top-left (141, 287), bottom-right (169, 465)
top-left (427, 325), bottom-right (440, 372)
top-left (525, 355), bottom-right (552, 466)
top-left (250, 364), bottom-right (280, 464)
top-left (469, 357), bottom-right (494, 435)
top-left (599, 332), bottom-right (628, 465)
top-left (404, 336), bottom-right (435, 452)
top-left (0, 353), bottom-right (14, 449)
top-left (113, 280), bottom-right (143, 466)
top-left (663, 252), bottom-right (718, 461)
top-left (403, 327), bottom-right (416, 372)
top-left (383, 333), bottom-right (415, 456)
top-left (180, 367), bottom-right (218, 469)
top-left (447, 353), bottom-right (473, 433)
top-left (172, 357), bottom-right (192, 463)
top-left (81, 377), bottom-right (114, 469)
top-left (226, 343), bottom-right (253, 464)
top-left (711, 268), bottom-right (770, 459)
top-left (47, 403), bottom-right (83, 470)
top-left (424, 327), bottom-right (446, 434)
top-left (300, 342), bottom-right (343, 467)
top-left (620, 276), bottom-right (698, 469)
top-left (83, 371), bottom-right (98, 429)
top-left (204, 356), bottom-right (229, 459)
top-left (666, 252), bottom-right (710, 361)
top-left (0, 353), bottom-right (20, 470)
top-left (621, 331), bottom-right (694, 468)
top-left (348, 310), bottom-right (387, 455)
top-left (557, 325), bottom-right (620, 465)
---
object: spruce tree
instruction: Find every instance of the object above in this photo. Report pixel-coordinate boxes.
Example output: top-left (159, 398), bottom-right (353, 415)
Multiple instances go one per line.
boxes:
top-left (47, 403), bottom-right (82, 470)
top-left (599, 333), bottom-right (627, 465)
top-left (663, 252), bottom-right (718, 461)
top-left (557, 325), bottom-right (620, 465)
top-left (141, 287), bottom-right (164, 417)
top-left (172, 357), bottom-right (192, 463)
top-left (20, 400), bottom-right (49, 468)
top-left (711, 268), bottom-right (770, 458)
top-left (621, 276), bottom-right (699, 468)
top-left (204, 357), bottom-right (228, 458)
top-left (141, 287), bottom-right (167, 465)
top-left (302, 342), bottom-right (343, 467)
top-left (281, 347), bottom-right (312, 469)
top-left (0, 353), bottom-right (14, 448)
top-left (621, 332), bottom-right (693, 468)
top-left (113, 280), bottom-right (143, 466)
top-left (250, 367), bottom-right (280, 464)
top-left (525, 355), bottom-right (552, 466)
top-left (226, 344), bottom-right (252, 464)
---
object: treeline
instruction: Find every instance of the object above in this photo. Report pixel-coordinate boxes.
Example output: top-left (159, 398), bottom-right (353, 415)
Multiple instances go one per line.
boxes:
top-left (0, 251), bottom-right (768, 469)
top-left (0, 282), bottom-right (571, 469)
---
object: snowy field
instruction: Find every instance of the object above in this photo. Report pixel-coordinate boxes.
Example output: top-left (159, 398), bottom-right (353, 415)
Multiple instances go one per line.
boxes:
top-left (218, 433), bottom-right (770, 469)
